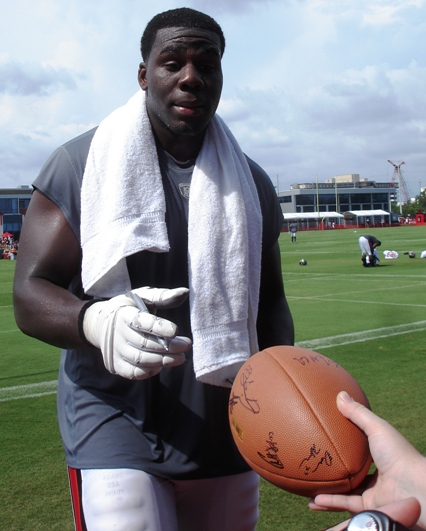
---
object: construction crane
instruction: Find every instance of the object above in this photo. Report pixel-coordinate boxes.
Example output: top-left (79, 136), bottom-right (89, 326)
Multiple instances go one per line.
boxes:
top-left (388, 160), bottom-right (411, 208)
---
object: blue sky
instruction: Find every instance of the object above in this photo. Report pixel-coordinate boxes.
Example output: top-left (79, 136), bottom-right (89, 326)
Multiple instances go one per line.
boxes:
top-left (1, 0), bottom-right (425, 197)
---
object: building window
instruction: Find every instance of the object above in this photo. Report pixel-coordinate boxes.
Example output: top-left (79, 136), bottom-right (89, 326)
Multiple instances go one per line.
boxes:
top-left (319, 194), bottom-right (336, 207)
top-left (18, 198), bottom-right (31, 212)
top-left (350, 193), bottom-right (372, 209)
top-left (2, 214), bottom-right (23, 233)
top-left (278, 195), bottom-right (292, 203)
top-left (372, 193), bottom-right (387, 202)
top-left (0, 198), bottom-right (18, 213)
top-left (296, 194), bottom-right (315, 206)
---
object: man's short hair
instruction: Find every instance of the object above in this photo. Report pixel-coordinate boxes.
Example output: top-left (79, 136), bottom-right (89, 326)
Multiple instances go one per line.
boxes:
top-left (141, 8), bottom-right (226, 61)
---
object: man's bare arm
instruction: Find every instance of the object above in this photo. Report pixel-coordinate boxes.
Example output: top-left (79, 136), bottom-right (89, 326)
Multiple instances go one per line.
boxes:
top-left (13, 190), bottom-right (87, 348)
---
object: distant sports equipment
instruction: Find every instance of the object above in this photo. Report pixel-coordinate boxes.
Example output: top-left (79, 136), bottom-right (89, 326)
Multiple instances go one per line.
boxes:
top-left (228, 345), bottom-right (372, 497)
top-left (383, 250), bottom-right (398, 259)
top-left (409, 251), bottom-right (416, 258)
top-left (299, 259), bottom-right (307, 266)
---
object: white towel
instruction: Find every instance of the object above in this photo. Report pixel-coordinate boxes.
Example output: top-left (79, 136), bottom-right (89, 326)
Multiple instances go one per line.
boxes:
top-left (81, 91), bottom-right (262, 387)
top-left (189, 115), bottom-right (262, 386)
top-left (81, 91), bottom-right (169, 297)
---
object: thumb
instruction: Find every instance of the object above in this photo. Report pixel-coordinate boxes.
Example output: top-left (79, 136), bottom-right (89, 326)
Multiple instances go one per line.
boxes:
top-left (132, 287), bottom-right (189, 310)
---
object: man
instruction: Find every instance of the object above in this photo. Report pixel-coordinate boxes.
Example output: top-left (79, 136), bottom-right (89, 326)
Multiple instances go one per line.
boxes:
top-left (289, 221), bottom-right (298, 243)
top-left (13, 8), bottom-right (294, 531)
top-left (358, 234), bottom-right (381, 267)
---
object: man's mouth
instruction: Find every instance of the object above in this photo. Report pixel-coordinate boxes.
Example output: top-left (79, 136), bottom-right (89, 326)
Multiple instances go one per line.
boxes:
top-left (174, 100), bottom-right (204, 115)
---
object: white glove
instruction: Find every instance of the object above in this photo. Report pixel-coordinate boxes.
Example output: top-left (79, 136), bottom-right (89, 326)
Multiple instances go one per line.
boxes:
top-left (82, 287), bottom-right (192, 380)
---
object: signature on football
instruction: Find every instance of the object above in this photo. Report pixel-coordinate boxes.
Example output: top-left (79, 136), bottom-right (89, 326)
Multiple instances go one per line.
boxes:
top-left (258, 432), bottom-right (284, 470)
top-left (299, 443), bottom-right (333, 475)
top-left (293, 354), bottom-right (340, 368)
top-left (228, 365), bottom-right (260, 414)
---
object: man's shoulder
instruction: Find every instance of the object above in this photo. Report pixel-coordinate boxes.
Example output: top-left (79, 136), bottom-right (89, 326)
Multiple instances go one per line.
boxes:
top-left (34, 127), bottom-right (98, 196)
top-left (61, 127), bottom-right (98, 158)
top-left (244, 155), bottom-right (270, 183)
top-left (244, 155), bottom-right (277, 199)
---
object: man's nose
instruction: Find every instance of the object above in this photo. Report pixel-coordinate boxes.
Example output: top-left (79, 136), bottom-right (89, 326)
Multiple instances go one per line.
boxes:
top-left (179, 64), bottom-right (204, 88)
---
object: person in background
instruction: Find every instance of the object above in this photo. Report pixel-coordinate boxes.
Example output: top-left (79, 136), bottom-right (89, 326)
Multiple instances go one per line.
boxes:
top-left (309, 391), bottom-right (426, 531)
top-left (289, 221), bottom-right (298, 243)
top-left (13, 8), bottom-right (294, 531)
top-left (358, 234), bottom-right (381, 267)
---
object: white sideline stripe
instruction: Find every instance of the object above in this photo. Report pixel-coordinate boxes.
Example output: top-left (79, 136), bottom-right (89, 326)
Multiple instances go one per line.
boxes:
top-left (297, 320), bottom-right (426, 350)
top-left (0, 380), bottom-right (57, 402)
top-left (1, 320), bottom-right (426, 403)
top-left (288, 296), bottom-right (426, 308)
top-left (0, 391), bottom-right (57, 402)
top-left (284, 272), bottom-right (426, 279)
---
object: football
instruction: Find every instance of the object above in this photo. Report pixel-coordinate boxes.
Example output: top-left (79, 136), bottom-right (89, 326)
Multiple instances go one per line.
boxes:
top-left (228, 346), bottom-right (372, 497)
top-left (299, 259), bottom-right (307, 266)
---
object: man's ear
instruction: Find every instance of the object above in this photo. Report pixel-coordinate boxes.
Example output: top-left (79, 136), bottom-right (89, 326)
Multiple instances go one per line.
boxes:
top-left (138, 62), bottom-right (148, 91)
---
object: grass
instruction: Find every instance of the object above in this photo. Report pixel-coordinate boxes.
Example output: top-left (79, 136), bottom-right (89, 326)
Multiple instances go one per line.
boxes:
top-left (0, 225), bottom-right (425, 530)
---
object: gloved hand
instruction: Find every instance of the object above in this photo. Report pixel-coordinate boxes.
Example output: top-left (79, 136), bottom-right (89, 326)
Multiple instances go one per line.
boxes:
top-left (82, 287), bottom-right (192, 380)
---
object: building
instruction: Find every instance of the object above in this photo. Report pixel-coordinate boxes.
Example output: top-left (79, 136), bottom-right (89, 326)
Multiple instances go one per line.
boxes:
top-left (278, 174), bottom-right (396, 225)
top-left (0, 186), bottom-right (32, 239)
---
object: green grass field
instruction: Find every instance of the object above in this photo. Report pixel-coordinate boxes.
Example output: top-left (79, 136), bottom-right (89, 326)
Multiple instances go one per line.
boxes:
top-left (1, 225), bottom-right (425, 530)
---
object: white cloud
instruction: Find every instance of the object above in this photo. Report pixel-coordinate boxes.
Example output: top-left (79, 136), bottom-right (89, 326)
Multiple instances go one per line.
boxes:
top-left (187, 0), bottom-right (288, 15)
top-left (0, 58), bottom-right (79, 96)
top-left (363, 0), bottom-right (425, 26)
top-left (0, 0), bottom-right (425, 193)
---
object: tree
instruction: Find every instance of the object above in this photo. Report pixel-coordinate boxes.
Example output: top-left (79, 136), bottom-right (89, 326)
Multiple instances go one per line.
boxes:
top-left (393, 190), bottom-right (426, 217)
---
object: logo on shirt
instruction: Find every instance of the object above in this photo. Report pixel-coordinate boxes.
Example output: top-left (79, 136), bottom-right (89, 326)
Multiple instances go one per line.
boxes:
top-left (179, 183), bottom-right (191, 199)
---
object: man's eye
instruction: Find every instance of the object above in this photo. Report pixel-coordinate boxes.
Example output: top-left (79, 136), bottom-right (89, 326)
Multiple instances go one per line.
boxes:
top-left (199, 64), bottom-right (214, 73)
top-left (164, 62), bottom-right (180, 71)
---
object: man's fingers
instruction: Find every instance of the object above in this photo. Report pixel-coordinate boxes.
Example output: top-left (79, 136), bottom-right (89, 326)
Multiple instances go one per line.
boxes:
top-left (162, 352), bottom-right (186, 367)
top-left (167, 336), bottom-right (192, 354)
top-left (118, 345), bottom-right (186, 372)
top-left (123, 333), bottom-right (192, 355)
top-left (132, 286), bottom-right (189, 309)
top-left (99, 299), bottom-right (192, 380)
top-left (128, 310), bottom-right (178, 338)
top-left (114, 360), bottom-right (163, 380)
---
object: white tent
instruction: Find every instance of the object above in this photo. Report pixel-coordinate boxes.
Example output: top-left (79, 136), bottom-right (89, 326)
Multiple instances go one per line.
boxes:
top-left (344, 209), bottom-right (390, 227)
top-left (283, 211), bottom-right (344, 220)
top-left (283, 211), bottom-right (344, 229)
top-left (344, 209), bottom-right (390, 218)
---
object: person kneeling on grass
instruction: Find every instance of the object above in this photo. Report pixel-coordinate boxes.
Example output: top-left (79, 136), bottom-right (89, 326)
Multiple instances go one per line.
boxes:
top-left (358, 234), bottom-right (381, 267)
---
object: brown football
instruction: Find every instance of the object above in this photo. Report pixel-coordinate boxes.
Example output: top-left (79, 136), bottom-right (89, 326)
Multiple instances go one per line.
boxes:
top-left (228, 345), bottom-right (372, 497)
